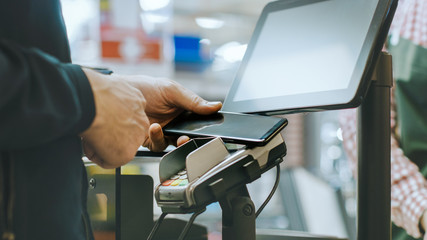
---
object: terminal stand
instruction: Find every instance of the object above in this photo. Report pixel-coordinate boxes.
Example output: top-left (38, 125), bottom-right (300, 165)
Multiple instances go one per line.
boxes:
top-left (219, 185), bottom-right (256, 240)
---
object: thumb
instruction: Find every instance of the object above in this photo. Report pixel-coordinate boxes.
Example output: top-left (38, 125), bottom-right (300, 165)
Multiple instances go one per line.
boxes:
top-left (193, 100), bottom-right (223, 115)
top-left (169, 82), bottom-right (222, 115)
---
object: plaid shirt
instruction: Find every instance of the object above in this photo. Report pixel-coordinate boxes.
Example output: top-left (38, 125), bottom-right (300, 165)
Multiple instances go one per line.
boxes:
top-left (389, 0), bottom-right (427, 48)
top-left (341, 0), bottom-right (427, 237)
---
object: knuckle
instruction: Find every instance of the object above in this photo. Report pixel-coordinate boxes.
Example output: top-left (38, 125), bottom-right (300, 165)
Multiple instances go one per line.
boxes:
top-left (163, 80), bottom-right (178, 93)
top-left (190, 95), bottom-right (202, 110)
top-left (132, 89), bottom-right (146, 109)
top-left (161, 78), bottom-right (177, 88)
top-left (159, 77), bottom-right (174, 84)
top-left (139, 95), bottom-right (147, 108)
top-left (158, 80), bottom-right (177, 102)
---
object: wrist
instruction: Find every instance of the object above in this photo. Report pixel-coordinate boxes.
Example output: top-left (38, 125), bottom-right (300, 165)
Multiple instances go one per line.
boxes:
top-left (80, 68), bottom-right (110, 134)
top-left (60, 64), bottom-right (97, 135)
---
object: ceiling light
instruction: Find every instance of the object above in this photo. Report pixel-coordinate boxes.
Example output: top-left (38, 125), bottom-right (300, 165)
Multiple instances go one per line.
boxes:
top-left (139, 0), bottom-right (170, 11)
top-left (195, 17), bottom-right (225, 29)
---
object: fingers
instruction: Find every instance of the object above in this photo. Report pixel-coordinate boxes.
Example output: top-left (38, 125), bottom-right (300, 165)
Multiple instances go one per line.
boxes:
top-left (177, 135), bottom-right (190, 146)
top-left (147, 123), bottom-right (168, 152)
top-left (200, 100), bottom-right (223, 114)
top-left (169, 83), bottom-right (222, 115)
top-left (146, 123), bottom-right (191, 151)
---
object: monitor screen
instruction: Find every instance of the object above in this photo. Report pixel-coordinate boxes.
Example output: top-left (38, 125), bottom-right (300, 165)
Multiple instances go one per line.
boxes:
top-left (223, 0), bottom-right (397, 114)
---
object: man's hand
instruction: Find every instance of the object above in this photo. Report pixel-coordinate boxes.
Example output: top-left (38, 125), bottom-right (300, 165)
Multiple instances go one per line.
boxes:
top-left (80, 69), bottom-right (221, 169)
top-left (80, 69), bottom-right (150, 168)
top-left (123, 75), bottom-right (222, 151)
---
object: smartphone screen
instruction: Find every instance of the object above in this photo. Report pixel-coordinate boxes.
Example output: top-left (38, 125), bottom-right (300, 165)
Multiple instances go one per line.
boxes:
top-left (163, 111), bottom-right (287, 146)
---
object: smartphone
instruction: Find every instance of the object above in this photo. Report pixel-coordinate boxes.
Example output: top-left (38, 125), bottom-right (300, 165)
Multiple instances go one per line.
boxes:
top-left (163, 111), bottom-right (288, 146)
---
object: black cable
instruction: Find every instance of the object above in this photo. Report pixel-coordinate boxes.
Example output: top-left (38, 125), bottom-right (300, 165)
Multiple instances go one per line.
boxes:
top-left (147, 212), bottom-right (168, 240)
top-left (177, 208), bottom-right (206, 240)
top-left (255, 164), bottom-right (281, 218)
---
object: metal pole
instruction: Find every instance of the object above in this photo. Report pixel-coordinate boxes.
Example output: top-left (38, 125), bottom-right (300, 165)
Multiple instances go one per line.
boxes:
top-left (220, 186), bottom-right (256, 240)
top-left (357, 52), bottom-right (392, 240)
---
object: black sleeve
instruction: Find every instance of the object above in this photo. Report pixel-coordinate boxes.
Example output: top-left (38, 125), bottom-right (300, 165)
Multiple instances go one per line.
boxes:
top-left (0, 39), bottom-right (96, 150)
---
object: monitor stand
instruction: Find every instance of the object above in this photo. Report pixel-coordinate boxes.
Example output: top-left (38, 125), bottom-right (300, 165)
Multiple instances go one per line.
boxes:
top-left (357, 52), bottom-right (392, 240)
top-left (219, 52), bottom-right (392, 240)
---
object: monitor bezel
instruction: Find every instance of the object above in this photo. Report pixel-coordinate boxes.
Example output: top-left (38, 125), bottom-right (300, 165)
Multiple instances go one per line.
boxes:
top-left (222, 0), bottom-right (397, 115)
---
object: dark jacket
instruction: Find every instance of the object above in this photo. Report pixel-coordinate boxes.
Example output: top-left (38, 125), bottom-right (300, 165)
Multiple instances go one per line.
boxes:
top-left (0, 0), bottom-right (96, 239)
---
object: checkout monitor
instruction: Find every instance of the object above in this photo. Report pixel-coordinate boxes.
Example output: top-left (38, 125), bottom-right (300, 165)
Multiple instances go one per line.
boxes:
top-left (222, 0), bottom-right (397, 115)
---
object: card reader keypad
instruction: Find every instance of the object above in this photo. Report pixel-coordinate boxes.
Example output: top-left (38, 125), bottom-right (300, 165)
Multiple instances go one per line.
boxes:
top-left (161, 169), bottom-right (189, 187)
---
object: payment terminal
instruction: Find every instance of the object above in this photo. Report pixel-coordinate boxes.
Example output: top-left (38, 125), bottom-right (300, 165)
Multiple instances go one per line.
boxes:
top-left (154, 133), bottom-right (286, 214)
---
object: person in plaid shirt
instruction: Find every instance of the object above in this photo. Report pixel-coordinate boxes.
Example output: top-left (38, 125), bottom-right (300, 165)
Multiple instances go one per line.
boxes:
top-left (340, 0), bottom-right (427, 239)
